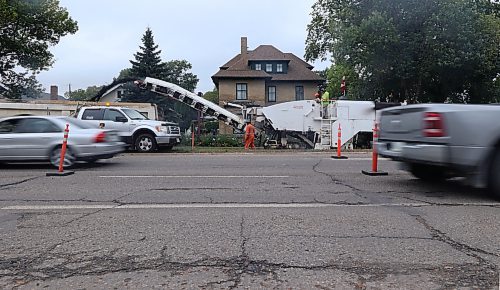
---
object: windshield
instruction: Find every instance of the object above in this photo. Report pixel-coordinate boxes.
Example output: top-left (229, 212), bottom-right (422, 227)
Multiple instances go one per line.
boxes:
top-left (122, 108), bottom-right (149, 120)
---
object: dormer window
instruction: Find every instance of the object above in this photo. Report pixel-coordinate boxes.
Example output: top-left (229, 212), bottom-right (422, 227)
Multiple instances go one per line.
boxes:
top-left (265, 64), bottom-right (273, 72)
top-left (255, 64), bottom-right (261, 70)
top-left (277, 64), bottom-right (283, 73)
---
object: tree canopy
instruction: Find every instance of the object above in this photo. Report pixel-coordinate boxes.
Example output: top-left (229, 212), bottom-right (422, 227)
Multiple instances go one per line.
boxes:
top-left (305, 0), bottom-right (500, 103)
top-left (0, 0), bottom-right (78, 99)
top-left (120, 28), bottom-right (199, 130)
top-left (65, 85), bottom-right (102, 101)
top-left (129, 28), bottom-right (164, 79)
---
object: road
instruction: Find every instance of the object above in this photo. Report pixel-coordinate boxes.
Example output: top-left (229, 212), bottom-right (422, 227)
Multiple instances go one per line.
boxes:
top-left (0, 152), bottom-right (499, 289)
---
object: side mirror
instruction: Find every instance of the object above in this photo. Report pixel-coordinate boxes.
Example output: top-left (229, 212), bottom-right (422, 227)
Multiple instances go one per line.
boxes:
top-left (115, 116), bottom-right (128, 123)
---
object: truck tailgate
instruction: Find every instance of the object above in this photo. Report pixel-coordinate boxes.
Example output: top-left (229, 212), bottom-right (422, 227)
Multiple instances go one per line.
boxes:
top-left (379, 106), bottom-right (429, 142)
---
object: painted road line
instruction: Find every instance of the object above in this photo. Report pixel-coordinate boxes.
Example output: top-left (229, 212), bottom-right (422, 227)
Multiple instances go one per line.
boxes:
top-left (2, 205), bottom-right (117, 210)
top-left (99, 175), bottom-right (290, 178)
top-left (3, 202), bottom-right (498, 210)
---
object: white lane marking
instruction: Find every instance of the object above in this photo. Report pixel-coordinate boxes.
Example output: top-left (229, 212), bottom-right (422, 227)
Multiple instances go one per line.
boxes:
top-left (99, 176), bottom-right (290, 178)
top-left (2, 202), bottom-right (498, 210)
top-left (3, 205), bottom-right (117, 210)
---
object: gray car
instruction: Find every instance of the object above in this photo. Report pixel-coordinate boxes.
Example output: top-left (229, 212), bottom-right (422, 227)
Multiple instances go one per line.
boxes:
top-left (0, 115), bottom-right (125, 168)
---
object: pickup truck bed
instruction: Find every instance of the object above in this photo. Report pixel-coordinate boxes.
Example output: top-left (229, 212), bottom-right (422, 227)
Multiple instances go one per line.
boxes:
top-left (376, 103), bottom-right (500, 199)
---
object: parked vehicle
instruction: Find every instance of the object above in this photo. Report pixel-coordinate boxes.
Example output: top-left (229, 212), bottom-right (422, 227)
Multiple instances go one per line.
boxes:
top-left (376, 103), bottom-right (500, 199)
top-left (76, 106), bottom-right (181, 152)
top-left (0, 116), bottom-right (125, 168)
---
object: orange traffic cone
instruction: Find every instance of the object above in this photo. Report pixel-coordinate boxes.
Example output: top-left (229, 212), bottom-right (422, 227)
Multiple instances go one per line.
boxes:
top-left (332, 123), bottom-right (347, 159)
top-left (362, 123), bottom-right (387, 176)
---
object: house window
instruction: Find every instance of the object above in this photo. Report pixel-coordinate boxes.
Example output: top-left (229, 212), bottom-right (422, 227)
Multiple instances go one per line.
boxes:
top-left (277, 64), bottom-right (283, 73)
top-left (268, 86), bottom-right (276, 102)
top-left (266, 64), bottom-right (273, 72)
top-left (236, 83), bottom-right (247, 100)
top-left (117, 90), bottom-right (123, 98)
top-left (295, 86), bottom-right (304, 100)
top-left (255, 64), bottom-right (261, 70)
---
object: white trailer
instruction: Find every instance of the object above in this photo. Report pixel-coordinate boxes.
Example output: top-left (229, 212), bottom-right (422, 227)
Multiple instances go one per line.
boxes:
top-left (252, 100), bottom-right (376, 149)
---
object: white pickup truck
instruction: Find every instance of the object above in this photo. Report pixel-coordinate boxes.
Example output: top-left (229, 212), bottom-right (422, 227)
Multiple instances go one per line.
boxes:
top-left (76, 106), bottom-right (181, 152)
top-left (376, 103), bottom-right (500, 199)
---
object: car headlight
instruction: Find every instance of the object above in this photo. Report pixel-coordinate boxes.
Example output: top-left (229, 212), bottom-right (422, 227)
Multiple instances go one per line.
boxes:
top-left (155, 126), bottom-right (170, 134)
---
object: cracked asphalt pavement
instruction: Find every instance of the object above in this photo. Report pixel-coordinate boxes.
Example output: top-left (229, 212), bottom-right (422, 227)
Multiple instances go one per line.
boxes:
top-left (0, 152), bottom-right (499, 289)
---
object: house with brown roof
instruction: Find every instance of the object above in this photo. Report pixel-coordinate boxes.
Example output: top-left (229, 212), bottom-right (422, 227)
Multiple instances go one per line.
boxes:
top-left (212, 37), bottom-right (324, 134)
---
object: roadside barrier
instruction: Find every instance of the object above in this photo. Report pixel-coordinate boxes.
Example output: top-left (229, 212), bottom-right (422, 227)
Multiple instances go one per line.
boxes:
top-left (332, 123), bottom-right (347, 159)
top-left (362, 122), bottom-right (387, 176)
top-left (46, 124), bottom-right (74, 176)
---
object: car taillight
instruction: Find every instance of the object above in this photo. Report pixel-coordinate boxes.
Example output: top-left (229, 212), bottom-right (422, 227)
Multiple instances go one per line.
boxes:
top-left (94, 132), bottom-right (106, 143)
top-left (423, 112), bottom-right (446, 137)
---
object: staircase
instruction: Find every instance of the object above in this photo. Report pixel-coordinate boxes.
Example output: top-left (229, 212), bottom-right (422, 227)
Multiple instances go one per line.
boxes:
top-left (316, 118), bottom-right (332, 149)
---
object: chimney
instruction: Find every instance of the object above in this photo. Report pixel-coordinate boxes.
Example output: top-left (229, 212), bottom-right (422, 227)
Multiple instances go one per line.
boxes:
top-left (241, 37), bottom-right (248, 56)
top-left (50, 85), bottom-right (58, 100)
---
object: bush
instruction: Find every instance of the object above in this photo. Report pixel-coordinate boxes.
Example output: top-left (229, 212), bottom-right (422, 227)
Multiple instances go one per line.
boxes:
top-left (184, 134), bottom-right (244, 147)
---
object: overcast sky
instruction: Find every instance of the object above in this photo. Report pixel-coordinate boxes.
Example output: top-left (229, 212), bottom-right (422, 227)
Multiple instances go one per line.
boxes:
top-left (37, 0), bottom-right (330, 95)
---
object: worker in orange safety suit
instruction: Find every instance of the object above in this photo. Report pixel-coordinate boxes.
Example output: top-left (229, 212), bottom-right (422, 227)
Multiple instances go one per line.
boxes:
top-left (244, 120), bottom-right (256, 150)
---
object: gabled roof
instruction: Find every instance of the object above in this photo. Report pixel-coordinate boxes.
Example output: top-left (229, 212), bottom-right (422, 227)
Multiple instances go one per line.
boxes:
top-left (213, 44), bottom-right (323, 83)
top-left (101, 84), bottom-right (124, 98)
top-left (248, 45), bottom-right (291, 61)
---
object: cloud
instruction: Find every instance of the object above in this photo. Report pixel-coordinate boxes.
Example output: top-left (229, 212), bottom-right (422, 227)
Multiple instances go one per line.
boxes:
top-left (37, 0), bottom-right (330, 93)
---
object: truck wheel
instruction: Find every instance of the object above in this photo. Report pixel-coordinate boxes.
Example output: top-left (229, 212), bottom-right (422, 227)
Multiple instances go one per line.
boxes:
top-left (488, 149), bottom-right (500, 200)
top-left (135, 133), bottom-right (156, 153)
top-left (409, 163), bottom-right (446, 182)
top-left (49, 146), bottom-right (76, 168)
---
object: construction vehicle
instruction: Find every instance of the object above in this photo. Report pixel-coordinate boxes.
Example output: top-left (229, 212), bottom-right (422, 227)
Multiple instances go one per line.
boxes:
top-left (136, 77), bottom-right (387, 150)
top-left (137, 77), bottom-right (391, 149)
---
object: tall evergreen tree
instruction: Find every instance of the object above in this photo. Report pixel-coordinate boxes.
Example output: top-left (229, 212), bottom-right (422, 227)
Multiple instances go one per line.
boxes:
top-left (129, 28), bottom-right (164, 78)
top-left (121, 27), bottom-right (199, 129)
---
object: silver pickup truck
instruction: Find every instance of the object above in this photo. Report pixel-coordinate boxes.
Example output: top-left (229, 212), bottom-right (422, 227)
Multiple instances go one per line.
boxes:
top-left (376, 103), bottom-right (500, 199)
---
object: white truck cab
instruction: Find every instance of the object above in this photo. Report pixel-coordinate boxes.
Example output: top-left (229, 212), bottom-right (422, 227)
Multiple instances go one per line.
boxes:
top-left (76, 106), bottom-right (181, 152)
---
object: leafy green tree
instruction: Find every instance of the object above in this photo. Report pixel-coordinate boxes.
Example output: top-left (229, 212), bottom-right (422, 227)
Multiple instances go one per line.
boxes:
top-left (0, 0), bottom-right (78, 99)
top-left (306, 0), bottom-right (500, 103)
top-left (117, 68), bottom-right (133, 80)
top-left (161, 60), bottom-right (198, 92)
top-left (65, 85), bottom-right (103, 101)
top-left (203, 87), bottom-right (219, 104)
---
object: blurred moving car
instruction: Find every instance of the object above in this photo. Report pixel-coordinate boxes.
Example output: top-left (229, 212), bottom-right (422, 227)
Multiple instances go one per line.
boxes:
top-left (0, 115), bottom-right (125, 168)
top-left (376, 103), bottom-right (500, 199)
